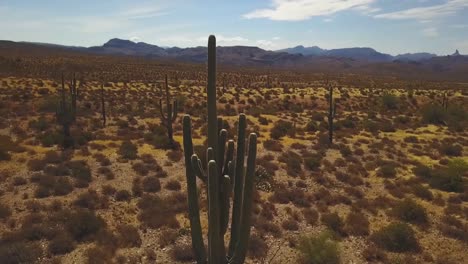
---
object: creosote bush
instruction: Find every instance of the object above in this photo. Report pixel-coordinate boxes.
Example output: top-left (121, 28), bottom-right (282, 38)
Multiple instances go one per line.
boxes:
top-left (392, 198), bottom-right (428, 225)
top-left (298, 230), bottom-right (340, 264)
top-left (371, 222), bottom-right (419, 252)
top-left (119, 140), bottom-right (138, 160)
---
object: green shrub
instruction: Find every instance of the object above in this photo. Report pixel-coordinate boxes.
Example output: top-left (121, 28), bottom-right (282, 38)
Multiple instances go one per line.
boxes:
top-left (66, 209), bottom-right (106, 241)
top-left (382, 93), bottom-right (399, 110)
top-left (378, 163), bottom-right (397, 178)
top-left (304, 155), bottom-right (322, 171)
top-left (119, 141), bottom-right (138, 160)
top-left (371, 222), bottom-right (419, 252)
top-left (270, 120), bottom-right (294, 139)
top-left (430, 159), bottom-right (467, 193)
top-left (413, 164), bottom-right (432, 179)
top-left (421, 103), bottom-right (447, 124)
top-left (439, 143), bottom-right (462, 157)
top-left (116, 224), bottom-right (141, 248)
top-left (68, 160), bottom-right (92, 183)
top-left (298, 230), bottom-right (340, 264)
top-left (392, 198), bottom-right (428, 225)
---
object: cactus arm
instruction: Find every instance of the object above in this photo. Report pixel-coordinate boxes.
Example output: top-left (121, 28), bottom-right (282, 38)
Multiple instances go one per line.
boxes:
top-left (158, 99), bottom-right (168, 123)
top-left (223, 140), bottom-right (235, 177)
top-left (221, 175), bottom-right (231, 236)
top-left (207, 148), bottom-right (215, 163)
top-left (183, 116), bottom-right (207, 263)
top-left (207, 35), bottom-right (218, 161)
top-left (218, 129), bottom-right (227, 175)
top-left (191, 154), bottom-right (207, 183)
top-left (207, 160), bottom-right (221, 264)
top-left (171, 100), bottom-right (178, 122)
top-left (228, 113), bottom-right (246, 257)
top-left (229, 133), bottom-right (257, 264)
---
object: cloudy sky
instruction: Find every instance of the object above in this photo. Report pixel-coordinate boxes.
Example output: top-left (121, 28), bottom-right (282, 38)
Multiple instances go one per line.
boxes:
top-left (1, 0), bottom-right (467, 55)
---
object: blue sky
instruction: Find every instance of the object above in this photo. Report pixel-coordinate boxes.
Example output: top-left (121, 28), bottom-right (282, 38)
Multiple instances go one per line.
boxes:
top-left (0, 0), bottom-right (467, 55)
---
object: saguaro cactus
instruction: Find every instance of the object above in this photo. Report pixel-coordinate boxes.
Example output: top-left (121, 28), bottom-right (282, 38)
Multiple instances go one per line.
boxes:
top-left (100, 82), bottom-right (106, 127)
top-left (328, 83), bottom-right (337, 145)
top-left (158, 74), bottom-right (178, 147)
top-left (183, 35), bottom-right (257, 264)
top-left (56, 73), bottom-right (76, 148)
top-left (69, 73), bottom-right (78, 121)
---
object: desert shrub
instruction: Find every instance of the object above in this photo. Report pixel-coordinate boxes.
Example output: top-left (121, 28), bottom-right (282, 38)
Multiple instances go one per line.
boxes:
top-left (118, 140), bottom-right (138, 160)
top-left (115, 190), bottom-right (132, 201)
top-left (165, 179), bottom-right (181, 191)
top-left (116, 224), bottom-right (141, 248)
top-left (321, 212), bottom-right (344, 235)
top-left (279, 151), bottom-right (302, 177)
top-left (12, 176), bottom-right (27, 186)
top-left (66, 209), bottom-right (106, 241)
top-left (85, 245), bottom-right (114, 264)
top-left (0, 203), bottom-right (12, 220)
top-left (48, 233), bottom-right (75, 255)
top-left (270, 120), bottom-right (294, 139)
top-left (142, 176), bottom-right (161, 193)
top-left (413, 164), bottom-right (433, 179)
top-left (304, 154), bottom-right (322, 171)
top-left (170, 241), bottom-right (194, 262)
top-left (258, 116), bottom-right (269, 125)
top-left (137, 194), bottom-right (180, 229)
top-left (0, 241), bottom-right (43, 264)
top-left (362, 244), bottom-right (387, 263)
top-left (282, 218), bottom-right (299, 231)
top-left (392, 198), bottom-right (428, 225)
top-left (344, 211), bottom-right (369, 236)
top-left (439, 215), bottom-right (468, 242)
top-left (73, 190), bottom-right (108, 210)
top-left (411, 184), bottom-right (433, 200)
top-left (439, 143), bottom-right (462, 157)
top-left (28, 116), bottom-right (49, 132)
top-left (421, 103), bottom-right (447, 124)
top-left (132, 162), bottom-right (149, 176)
top-left (302, 208), bottom-right (319, 225)
top-left (306, 121), bottom-right (319, 132)
top-left (68, 160), bottom-right (92, 183)
top-left (430, 159), bottom-right (467, 193)
top-left (0, 149), bottom-right (10, 161)
top-left (27, 159), bottom-right (47, 171)
top-left (378, 163), bottom-right (397, 178)
top-left (297, 230), bottom-right (340, 264)
top-left (167, 150), bottom-right (183, 162)
top-left (248, 233), bottom-right (268, 259)
top-left (158, 228), bottom-right (179, 248)
top-left (263, 139), bottom-right (283, 151)
top-left (371, 222), bottom-right (419, 252)
top-left (382, 93), bottom-right (399, 110)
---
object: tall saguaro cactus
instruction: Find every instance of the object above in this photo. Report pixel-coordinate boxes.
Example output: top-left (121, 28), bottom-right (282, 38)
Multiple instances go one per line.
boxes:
top-left (56, 73), bottom-right (76, 148)
top-left (183, 35), bottom-right (258, 264)
top-left (328, 83), bottom-right (337, 145)
top-left (158, 74), bottom-right (178, 146)
top-left (100, 82), bottom-right (106, 127)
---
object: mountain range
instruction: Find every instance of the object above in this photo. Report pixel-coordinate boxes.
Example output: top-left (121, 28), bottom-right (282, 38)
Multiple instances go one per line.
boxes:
top-left (26, 38), bottom-right (459, 64)
top-left (1, 38), bottom-right (467, 81)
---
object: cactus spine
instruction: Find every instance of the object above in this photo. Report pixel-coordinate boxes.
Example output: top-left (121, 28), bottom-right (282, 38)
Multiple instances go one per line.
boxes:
top-left (56, 73), bottom-right (76, 148)
top-left (183, 35), bottom-right (257, 264)
top-left (158, 74), bottom-right (178, 147)
top-left (328, 83), bottom-right (336, 145)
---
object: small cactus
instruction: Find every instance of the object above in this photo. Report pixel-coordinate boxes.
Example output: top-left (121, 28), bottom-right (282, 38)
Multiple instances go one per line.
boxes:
top-left (183, 35), bottom-right (257, 264)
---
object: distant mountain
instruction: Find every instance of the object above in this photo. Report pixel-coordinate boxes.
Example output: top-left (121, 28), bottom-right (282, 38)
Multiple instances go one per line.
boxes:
top-left (278, 45), bottom-right (325, 56)
top-left (394, 53), bottom-right (436, 61)
top-left (278, 45), bottom-right (439, 62)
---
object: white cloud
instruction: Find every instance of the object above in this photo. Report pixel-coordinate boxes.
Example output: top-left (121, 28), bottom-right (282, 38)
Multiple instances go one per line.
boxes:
top-left (375, 0), bottom-right (468, 20)
top-left (130, 36), bottom-right (141, 42)
top-left (119, 5), bottom-right (166, 19)
top-left (243, 0), bottom-right (376, 21)
top-left (196, 35), bottom-right (249, 46)
top-left (273, 36), bottom-right (281, 40)
top-left (422, 27), bottom-right (439, 37)
top-left (323, 18), bottom-right (333, 22)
